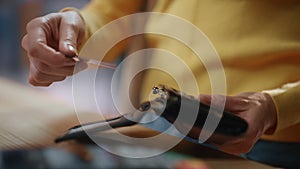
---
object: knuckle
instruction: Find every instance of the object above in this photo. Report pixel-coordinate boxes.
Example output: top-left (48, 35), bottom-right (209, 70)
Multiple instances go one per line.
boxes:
top-left (21, 35), bottom-right (28, 50)
top-left (26, 17), bottom-right (44, 31)
top-left (67, 22), bottom-right (79, 31)
top-left (28, 43), bottom-right (42, 58)
top-left (26, 20), bottom-right (35, 32)
top-left (28, 77), bottom-right (38, 86)
top-left (26, 14), bottom-right (59, 34)
top-left (33, 71), bottom-right (46, 83)
top-left (240, 99), bottom-right (250, 105)
top-left (29, 76), bottom-right (50, 87)
top-left (31, 69), bottom-right (66, 84)
top-left (34, 62), bottom-right (51, 74)
top-left (236, 99), bottom-right (250, 108)
top-left (248, 100), bottom-right (261, 107)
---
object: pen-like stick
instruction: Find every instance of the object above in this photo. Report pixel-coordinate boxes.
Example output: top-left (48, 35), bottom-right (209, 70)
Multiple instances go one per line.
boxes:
top-left (72, 56), bottom-right (117, 70)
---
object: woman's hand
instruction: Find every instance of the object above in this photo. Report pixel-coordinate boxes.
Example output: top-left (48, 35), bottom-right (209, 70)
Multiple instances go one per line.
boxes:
top-left (199, 92), bottom-right (277, 155)
top-left (21, 10), bottom-right (86, 86)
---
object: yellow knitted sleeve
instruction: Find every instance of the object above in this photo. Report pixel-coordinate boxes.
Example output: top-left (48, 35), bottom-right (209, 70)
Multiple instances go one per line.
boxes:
top-left (264, 81), bottom-right (300, 133)
top-left (73, 0), bottom-right (146, 61)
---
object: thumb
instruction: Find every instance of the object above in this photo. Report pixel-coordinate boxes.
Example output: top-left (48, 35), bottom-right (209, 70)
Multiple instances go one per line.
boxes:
top-left (59, 18), bottom-right (79, 57)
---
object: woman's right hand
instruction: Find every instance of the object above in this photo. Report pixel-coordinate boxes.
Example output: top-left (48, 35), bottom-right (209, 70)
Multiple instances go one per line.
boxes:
top-left (21, 10), bottom-right (86, 86)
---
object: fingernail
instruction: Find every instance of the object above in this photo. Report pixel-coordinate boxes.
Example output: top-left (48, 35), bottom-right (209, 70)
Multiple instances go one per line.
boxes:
top-left (67, 44), bottom-right (78, 56)
top-left (72, 57), bottom-right (80, 62)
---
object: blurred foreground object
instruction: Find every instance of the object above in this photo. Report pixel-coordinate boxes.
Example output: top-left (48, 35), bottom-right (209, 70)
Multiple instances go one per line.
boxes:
top-left (0, 77), bottom-right (96, 149)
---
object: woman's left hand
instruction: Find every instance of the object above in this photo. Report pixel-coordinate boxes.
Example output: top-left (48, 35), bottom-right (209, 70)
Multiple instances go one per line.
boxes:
top-left (199, 92), bottom-right (277, 154)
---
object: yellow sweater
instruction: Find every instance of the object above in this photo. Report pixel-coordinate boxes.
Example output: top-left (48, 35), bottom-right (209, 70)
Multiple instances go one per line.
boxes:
top-left (76, 0), bottom-right (300, 142)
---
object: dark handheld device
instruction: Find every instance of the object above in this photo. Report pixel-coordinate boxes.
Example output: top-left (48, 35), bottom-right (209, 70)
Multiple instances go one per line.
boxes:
top-left (55, 85), bottom-right (248, 143)
top-left (147, 85), bottom-right (248, 138)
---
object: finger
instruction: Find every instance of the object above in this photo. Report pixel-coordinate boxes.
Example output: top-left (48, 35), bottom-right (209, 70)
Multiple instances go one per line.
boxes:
top-left (216, 129), bottom-right (261, 155)
top-left (29, 78), bottom-right (52, 87)
top-left (218, 141), bottom-right (254, 155)
top-left (210, 136), bottom-right (245, 155)
top-left (21, 34), bottom-right (29, 51)
top-left (199, 94), bottom-right (228, 110)
top-left (59, 12), bottom-right (85, 57)
top-left (223, 96), bottom-right (250, 112)
top-left (25, 17), bottom-right (69, 66)
top-left (29, 73), bottom-right (66, 86)
top-left (32, 59), bottom-right (75, 76)
top-left (200, 94), bottom-right (249, 112)
top-left (29, 63), bottom-right (67, 86)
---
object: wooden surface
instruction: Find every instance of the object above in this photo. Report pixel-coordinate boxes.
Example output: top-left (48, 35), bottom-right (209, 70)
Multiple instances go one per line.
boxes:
top-left (0, 77), bottom-right (99, 150)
